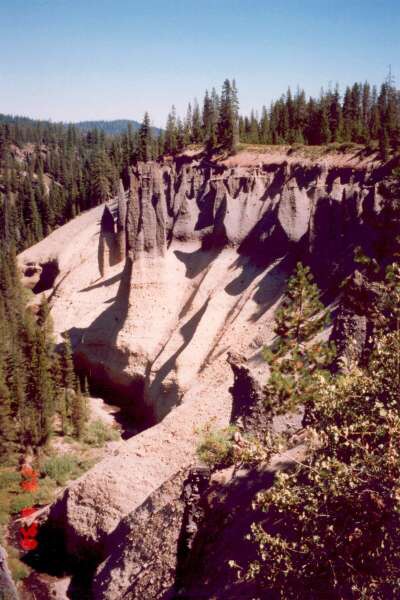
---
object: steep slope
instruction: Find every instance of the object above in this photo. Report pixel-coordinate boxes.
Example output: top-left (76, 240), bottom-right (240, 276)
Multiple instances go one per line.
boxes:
top-left (18, 147), bottom-right (393, 598)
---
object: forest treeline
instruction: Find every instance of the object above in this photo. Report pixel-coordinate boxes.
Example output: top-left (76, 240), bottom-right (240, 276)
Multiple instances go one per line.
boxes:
top-left (0, 256), bottom-right (87, 463)
top-left (1, 78), bottom-right (399, 250)
top-left (161, 78), bottom-right (400, 156)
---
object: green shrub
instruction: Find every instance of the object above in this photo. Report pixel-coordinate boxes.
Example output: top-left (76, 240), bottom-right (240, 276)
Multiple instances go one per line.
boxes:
top-left (197, 426), bottom-right (237, 468)
top-left (83, 420), bottom-right (120, 447)
top-left (392, 166), bottom-right (400, 180)
top-left (198, 426), bottom-right (271, 470)
top-left (0, 471), bottom-right (21, 488)
top-left (41, 454), bottom-right (83, 485)
top-left (338, 141), bottom-right (358, 152)
top-left (33, 477), bottom-right (57, 504)
top-left (8, 556), bottom-right (30, 581)
top-left (9, 493), bottom-right (35, 514)
top-left (243, 330), bottom-right (400, 599)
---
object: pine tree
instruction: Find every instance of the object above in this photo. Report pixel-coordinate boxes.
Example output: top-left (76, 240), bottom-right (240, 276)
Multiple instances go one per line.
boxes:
top-left (191, 100), bottom-right (202, 143)
top-left (22, 176), bottom-right (43, 243)
top-left (164, 106), bottom-right (178, 155)
top-left (89, 150), bottom-right (113, 206)
top-left (0, 359), bottom-right (15, 460)
top-left (138, 112), bottom-right (152, 162)
top-left (328, 85), bottom-right (343, 141)
top-left (176, 117), bottom-right (185, 152)
top-left (379, 126), bottom-right (390, 161)
top-left (263, 263), bottom-right (334, 415)
top-left (59, 334), bottom-right (75, 431)
top-left (319, 101), bottom-right (331, 144)
top-left (29, 295), bottom-right (57, 444)
top-left (184, 103), bottom-right (193, 145)
top-left (259, 106), bottom-right (270, 144)
top-left (218, 79), bottom-right (239, 153)
top-left (71, 382), bottom-right (87, 439)
top-left (203, 89), bottom-right (218, 153)
top-left (342, 86), bottom-right (353, 141)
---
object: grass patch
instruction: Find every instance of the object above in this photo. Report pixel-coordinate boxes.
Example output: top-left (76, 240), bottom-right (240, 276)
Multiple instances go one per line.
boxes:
top-left (197, 426), bottom-right (238, 469)
top-left (8, 556), bottom-right (30, 581)
top-left (9, 492), bottom-right (36, 515)
top-left (83, 419), bottom-right (120, 447)
top-left (40, 454), bottom-right (86, 486)
top-left (0, 471), bottom-right (21, 489)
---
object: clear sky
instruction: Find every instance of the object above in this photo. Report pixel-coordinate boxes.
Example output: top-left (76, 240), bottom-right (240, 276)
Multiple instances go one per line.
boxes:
top-left (1, 0), bottom-right (399, 127)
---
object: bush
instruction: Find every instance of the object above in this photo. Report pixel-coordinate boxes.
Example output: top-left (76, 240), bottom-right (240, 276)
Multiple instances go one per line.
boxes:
top-left (10, 493), bottom-right (35, 514)
top-left (83, 419), bottom-right (120, 447)
top-left (8, 556), bottom-right (30, 581)
top-left (197, 426), bottom-right (238, 469)
top-left (33, 477), bottom-right (57, 504)
top-left (244, 330), bottom-right (400, 599)
top-left (338, 141), bottom-right (358, 152)
top-left (41, 454), bottom-right (83, 486)
top-left (0, 471), bottom-right (21, 488)
top-left (198, 426), bottom-right (271, 470)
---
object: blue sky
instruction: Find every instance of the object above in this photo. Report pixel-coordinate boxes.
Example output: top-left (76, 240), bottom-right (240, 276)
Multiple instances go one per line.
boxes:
top-left (1, 0), bottom-right (399, 127)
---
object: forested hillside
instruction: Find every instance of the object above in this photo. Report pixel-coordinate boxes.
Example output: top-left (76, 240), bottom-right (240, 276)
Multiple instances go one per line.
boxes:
top-left (74, 119), bottom-right (161, 136)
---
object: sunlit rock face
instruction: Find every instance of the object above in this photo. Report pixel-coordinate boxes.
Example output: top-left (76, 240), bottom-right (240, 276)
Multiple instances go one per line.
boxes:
top-left (77, 158), bottom-right (384, 423)
top-left (19, 152), bottom-right (390, 591)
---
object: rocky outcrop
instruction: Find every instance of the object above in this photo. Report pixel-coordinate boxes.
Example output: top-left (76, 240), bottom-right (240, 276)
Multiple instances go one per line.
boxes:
top-left (18, 150), bottom-right (395, 598)
top-left (227, 351), bottom-right (270, 438)
top-left (174, 444), bottom-right (307, 599)
top-left (0, 545), bottom-right (19, 600)
top-left (47, 378), bottom-right (231, 562)
top-left (332, 269), bottom-right (385, 367)
top-left (92, 469), bottom-right (190, 600)
top-left (76, 157), bottom-right (390, 424)
top-left (98, 205), bottom-right (120, 278)
top-left (116, 180), bottom-right (127, 261)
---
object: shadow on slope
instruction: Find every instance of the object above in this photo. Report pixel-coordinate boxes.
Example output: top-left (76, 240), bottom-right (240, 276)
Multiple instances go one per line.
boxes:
top-left (69, 258), bottom-right (154, 431)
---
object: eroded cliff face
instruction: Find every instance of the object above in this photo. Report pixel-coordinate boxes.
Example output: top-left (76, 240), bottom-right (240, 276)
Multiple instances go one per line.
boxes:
top-left (18, 149), bottom-right (393, 598)
top-left (73, 157), bottom-right (388, 426)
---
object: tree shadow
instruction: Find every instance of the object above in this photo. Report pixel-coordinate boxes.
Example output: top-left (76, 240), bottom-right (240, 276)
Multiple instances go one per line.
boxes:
top-left (148, 299), bottom-right (210, 415)
top-left (174, 246), bottom-right (222, 280)
top-left (173, 460), bottom-right (293, 599)
top-left (79, 271), bottom-right (122, 293)
top-left (249, 255), bottom-right (294, 322)
top-left (67, 259), bottom-right (153, 428)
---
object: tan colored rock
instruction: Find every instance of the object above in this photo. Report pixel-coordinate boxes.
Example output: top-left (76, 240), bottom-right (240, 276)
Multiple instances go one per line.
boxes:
top-left (18, 153), bottom-right (387, 590)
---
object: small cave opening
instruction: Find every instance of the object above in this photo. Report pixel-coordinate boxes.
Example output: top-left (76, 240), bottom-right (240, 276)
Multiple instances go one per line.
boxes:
top-left (20, 518), bottom-right (98, 600)
top-left (33, 260), bottom-right (60, 294)
top-left (75, 361), bottom-right (155, 440)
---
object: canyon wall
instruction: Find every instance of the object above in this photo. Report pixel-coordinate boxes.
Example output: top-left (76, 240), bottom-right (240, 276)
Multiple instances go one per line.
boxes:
top-left (72, 155), bottom-right (388, 425)
top-left (18, 149), bottom-right (393, 598)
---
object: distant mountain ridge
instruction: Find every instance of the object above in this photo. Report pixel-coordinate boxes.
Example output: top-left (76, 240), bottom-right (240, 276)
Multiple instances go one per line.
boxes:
top-left (73, 119), bottom-right (162, 135)
top-left (0, 114), bottom-right (161, 136)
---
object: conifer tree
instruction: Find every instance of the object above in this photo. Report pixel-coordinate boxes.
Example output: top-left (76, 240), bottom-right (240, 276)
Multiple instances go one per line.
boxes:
top-left (176, 117), bottom-right (185, 152)
top-left (0, 360), bottom-right (15, 460)
top-left (164, 106), bottom-right (178, 155)
top-left (138, 112), bottom-right (152, 162)
top-left (203, 89), bottom-right (218, 152)
top-left (71, 381), bottom-right (87, 439)
top-left (379, 126), bottom-right (390, 161)
top-left (90, 150), bottom-right (111, 206)
top-left (59, 333), bottom-right (75, 432)
top-left (184, 102), bottom-right (193, 145)
top-left (191, 100), bottom-right (202, 143)
top-left (263, 262), bottom-right (334, 415)
top-left (218, 79), bottom-right (239, 153)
